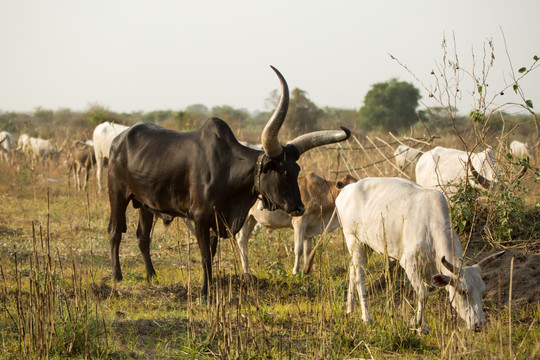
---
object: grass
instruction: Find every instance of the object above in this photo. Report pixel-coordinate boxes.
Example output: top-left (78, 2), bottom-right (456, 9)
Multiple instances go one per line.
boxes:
top-left (1, 146), bottom-right (539, 359)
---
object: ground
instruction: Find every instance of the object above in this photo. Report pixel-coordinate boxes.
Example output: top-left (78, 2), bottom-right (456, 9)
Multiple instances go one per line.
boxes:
top-left (481, 248), bottom-right (540, 309)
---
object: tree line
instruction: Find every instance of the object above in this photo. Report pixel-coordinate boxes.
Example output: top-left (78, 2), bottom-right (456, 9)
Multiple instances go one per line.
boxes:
top-left (0, 78), bottom-right (536, 144)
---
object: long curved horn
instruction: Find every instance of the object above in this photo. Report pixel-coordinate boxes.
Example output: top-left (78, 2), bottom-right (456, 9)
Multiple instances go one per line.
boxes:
top-left (288, 127), bottom-right (351, 156)
top-left (468, 159), bottom-right (493, 189)
top-left (261, 66), bottom-right (289, 158)
top-left (476, 250), bottom-right (505, 269)
top-left (441, 256), bottom-right (460, 275)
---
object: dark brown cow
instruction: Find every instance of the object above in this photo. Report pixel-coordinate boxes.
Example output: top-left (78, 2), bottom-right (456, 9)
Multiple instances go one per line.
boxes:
top-left (106, 66), bottom-right (351, 296)
top-left (236, 171), bottom-right (356, 274)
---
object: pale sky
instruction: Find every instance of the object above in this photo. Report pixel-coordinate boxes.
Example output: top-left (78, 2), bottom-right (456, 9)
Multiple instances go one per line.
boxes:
top-left (1, 0), bottom-right (539, 115)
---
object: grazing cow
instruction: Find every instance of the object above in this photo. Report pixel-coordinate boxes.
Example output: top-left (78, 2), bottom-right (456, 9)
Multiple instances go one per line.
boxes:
top-left (236, 171), bottom-right (356, 274)
top-left (0, 131), bottom-right (13, 162)
top-left (107, 66), bottom-right (351, 296)
top-left (92, 122), bottom-right (130, 192)
top-left (65, 140), bottom-right (96, 190)
top-left (28, 137), bottom-right (59, 162)
top-left (510, 140), bottom-right (534, 162)
top-left (415, 146), bottom-right (526, 198)
top-left (335, 177), bottom-right (505, 331)
top-left (394, 145), bottom-right (422, 170)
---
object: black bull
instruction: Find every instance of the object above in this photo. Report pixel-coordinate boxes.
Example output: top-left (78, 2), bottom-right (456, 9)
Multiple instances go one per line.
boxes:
top-left (107, 66), bottom-right (351, 296)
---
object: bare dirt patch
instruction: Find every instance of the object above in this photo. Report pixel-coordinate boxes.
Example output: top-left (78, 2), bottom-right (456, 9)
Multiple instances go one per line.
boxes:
top-left (480, 248), bottom-right (540, 309)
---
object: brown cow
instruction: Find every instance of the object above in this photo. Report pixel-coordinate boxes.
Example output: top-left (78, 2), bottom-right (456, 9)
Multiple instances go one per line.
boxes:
top-left (65, 140), bottom-right (96, 190)
top-left (236, 171), bottom-right (356, 274)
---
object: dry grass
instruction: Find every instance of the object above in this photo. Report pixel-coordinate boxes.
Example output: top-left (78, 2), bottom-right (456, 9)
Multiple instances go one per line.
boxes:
top-left (0, 136), bottom-right (539, 359)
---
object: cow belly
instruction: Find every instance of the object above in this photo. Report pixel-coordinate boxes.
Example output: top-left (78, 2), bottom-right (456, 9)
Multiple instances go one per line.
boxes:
top-left (253, 208), bottom-right (292, 229)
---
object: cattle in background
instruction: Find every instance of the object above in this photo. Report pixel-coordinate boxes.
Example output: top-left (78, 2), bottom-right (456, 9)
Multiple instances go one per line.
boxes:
top-left (107, 66), bottom-right (351, 296)
top-left (335, 177), bottom-right (505, 331)
top-left (415, 146), bottom-right (526, 198)
top-left (394, 145), bottom-right (422, 170)
top-left (17, 133), bottom-right (30, 153)
top-left (92, 122), bottom-right (130, 192)
top-left (0, 131), bottom-right (13, 162)
top-left (28, 137), bottom-right (60, 163)
top-left (510, 140), bottom-right (535, 163)
top-left (236, 171), bottom-right (356, 274)
top-left (65, 140), bottom-right (96, 190)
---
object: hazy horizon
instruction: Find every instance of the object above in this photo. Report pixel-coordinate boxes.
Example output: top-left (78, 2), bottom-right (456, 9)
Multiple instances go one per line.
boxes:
top-left (1, 1), bottom-right (539, 116)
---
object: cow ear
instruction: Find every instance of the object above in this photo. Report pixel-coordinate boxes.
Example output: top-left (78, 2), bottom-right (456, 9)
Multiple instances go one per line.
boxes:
top-left (336, 181), bottom-right (345, 189)
top-left (432, 274), bottom-right (451, 288)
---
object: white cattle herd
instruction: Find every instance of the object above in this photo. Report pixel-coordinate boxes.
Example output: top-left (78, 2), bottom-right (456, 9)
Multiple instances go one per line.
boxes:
top-left (2, 124), bottom-right (531, 331)
top-left (1, 131), bottom-right (60, 163)
top-left (393, 144), bottom-right (422, 170)
top-left (415, 146), bottom-right (528, 198)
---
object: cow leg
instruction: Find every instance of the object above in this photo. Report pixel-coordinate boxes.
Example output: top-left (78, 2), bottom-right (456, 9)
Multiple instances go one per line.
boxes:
top-left (235, 215), bottom-right (257, 273)
top-left (75, 164), bottom-right (82, 191)
top-left (108, 186), bottom-right (129, 282)
top-left (70, 165), bottom-right (77, 189)
top-left (303, 236), bottom-right (313, 273)
top-left (401, 256), bottom-right (427, 329)
top-left (137, 207), bottom-right (157, 282)
top-left (96, 156), bottom-right (104, 193)
top-left (83, 168), bottom-right (89, 190)
top-left (195, 221), bottom-right (212, 298)
top-left (82, 164), bottom-right (90, 190)
top-left (292, 221), bottom-right (307, 274)
top-left (348, 247), bottom-right (372, 322)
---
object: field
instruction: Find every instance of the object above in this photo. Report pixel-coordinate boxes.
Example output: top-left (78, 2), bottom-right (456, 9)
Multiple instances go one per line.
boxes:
top-left (1, 134), bottom-right (539, 359)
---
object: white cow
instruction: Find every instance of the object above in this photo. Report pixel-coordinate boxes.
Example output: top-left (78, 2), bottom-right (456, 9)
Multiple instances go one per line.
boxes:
top-left (394, 145), bottom-right (422, 170)
top-left (0, 131), bottom-right (13, 162)
top-left (92, 122), bottom-right (130, 192)
top-left (510, 140), bottom-right (534, 162)
top-left (415, 146), bottom-right (500, 197)
top-left (17, 133), bottom-right (30, 153)
top-left (336, 177), bottom-right (504, 331)
top-left (28, 137), bottom-right (59, 162)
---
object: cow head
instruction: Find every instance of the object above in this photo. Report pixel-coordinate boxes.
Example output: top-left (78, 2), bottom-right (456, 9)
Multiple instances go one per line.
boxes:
top-left (255, 66), bottom-right (351, 216)
top-left (432, 251), bottom-right (505, 331)
top-left (336, 174), bottom-right (357, 190)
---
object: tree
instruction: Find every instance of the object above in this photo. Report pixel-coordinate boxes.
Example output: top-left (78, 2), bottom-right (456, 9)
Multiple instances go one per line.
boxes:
top-left (321, 107), bottom-right (359, 131)
top-left (34, 107), bottom-right (54, 124)
top-left (86, 104), bottom-right (121, 126)
top-left (210, 105), bottom-right (249, 131)
top-left (359, 78), bottom-right (420, 133)
top-left (285, 88), bottom-right (323, 136)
